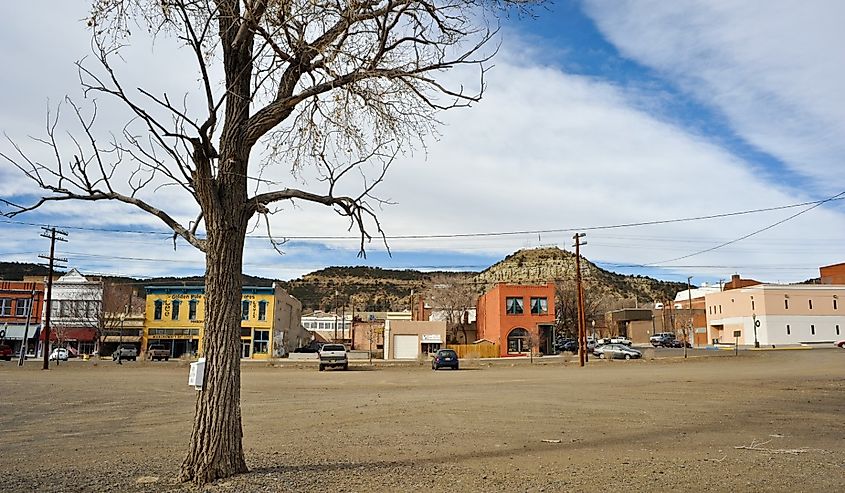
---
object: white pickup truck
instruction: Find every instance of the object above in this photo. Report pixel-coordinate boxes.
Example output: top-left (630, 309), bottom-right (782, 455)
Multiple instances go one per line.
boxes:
top-left (318, 344), bottom-right (348, 371)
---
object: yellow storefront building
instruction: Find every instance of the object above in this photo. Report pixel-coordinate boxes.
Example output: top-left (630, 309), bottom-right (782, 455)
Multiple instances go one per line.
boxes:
top-left (142, 285), bottom-right (278, 360)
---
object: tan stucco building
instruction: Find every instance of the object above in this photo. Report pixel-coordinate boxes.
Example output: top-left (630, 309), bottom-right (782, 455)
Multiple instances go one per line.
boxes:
top-left (704, 284), bottom-right (844, 346)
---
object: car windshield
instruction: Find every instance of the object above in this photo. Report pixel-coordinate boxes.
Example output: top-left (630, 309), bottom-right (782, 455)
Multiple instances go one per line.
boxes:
top-left (322, 345), bottom-right (345, 352)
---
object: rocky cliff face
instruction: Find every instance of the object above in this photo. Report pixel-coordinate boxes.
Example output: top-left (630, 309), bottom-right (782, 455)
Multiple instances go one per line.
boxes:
top-left (473, 247), bottom-right (685, 303)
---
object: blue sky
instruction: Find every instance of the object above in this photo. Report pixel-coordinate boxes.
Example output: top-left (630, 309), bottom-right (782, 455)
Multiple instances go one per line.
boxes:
top-left (1, 1), bottom-right (844, 287)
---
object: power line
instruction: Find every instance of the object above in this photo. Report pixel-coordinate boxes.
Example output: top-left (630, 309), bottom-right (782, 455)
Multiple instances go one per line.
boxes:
top-left (645, 190), bottom-right (845, 266)
top-left (1, 195), bottom-right (843, 240)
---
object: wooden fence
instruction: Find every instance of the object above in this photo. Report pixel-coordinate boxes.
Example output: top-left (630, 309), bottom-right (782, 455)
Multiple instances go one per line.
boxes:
top-left (446, 342), bottom-right (500, 359)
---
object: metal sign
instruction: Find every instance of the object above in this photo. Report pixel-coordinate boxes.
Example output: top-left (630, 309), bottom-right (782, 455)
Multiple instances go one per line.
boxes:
top-left (733, 330), bottom-right (741, 337)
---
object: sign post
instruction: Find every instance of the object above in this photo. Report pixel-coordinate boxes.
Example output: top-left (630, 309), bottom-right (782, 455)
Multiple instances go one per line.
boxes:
top-left (733, 330), bottom-right (741, 356)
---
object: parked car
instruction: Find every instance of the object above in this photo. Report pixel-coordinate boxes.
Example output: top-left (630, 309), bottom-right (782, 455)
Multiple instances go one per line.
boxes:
top-left (555, 338), bottom-right (578, 353)
top-left (112, 345), bottom-right (138, 361)
top-left (318, 344), bottom-right (348, 371)
top-left (0, 344), bottom-right (13, 361)
top-left (609, 336), bottom-right (632, 346)
top-left (650, 332), bottom-right (676, 347)
top-left (665, 339), bottom-right (692, 348)
top-left (595, 344), bottom-right (642, 360)
top-left (431, 349), bottom-right (459, 370)
top-left (49, 348), bottom-right (70, 361)
top-left (146, 344), bottom-right (170, 361)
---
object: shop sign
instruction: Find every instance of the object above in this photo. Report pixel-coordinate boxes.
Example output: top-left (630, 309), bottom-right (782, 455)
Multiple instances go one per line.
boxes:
top-left (421, 334), bottom-right (442, 343)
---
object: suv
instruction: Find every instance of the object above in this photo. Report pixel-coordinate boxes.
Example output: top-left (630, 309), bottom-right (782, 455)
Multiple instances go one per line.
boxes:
top-left (318, 344), bottom-right (348, 371)
top-left (112, 345), bottom-right (138, 361)
top-left (431, 349), bottom-right (459, 370)
top-left (649, 333), bottom-right (676, 347)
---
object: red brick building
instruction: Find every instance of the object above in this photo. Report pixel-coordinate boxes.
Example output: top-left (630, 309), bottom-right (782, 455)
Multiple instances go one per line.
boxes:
top-left (820, 263), bottom-right (845, 285)
top-left (0, 281), bottom-right (46, 356)
top-left (476, 283), bottom-right (556, 356)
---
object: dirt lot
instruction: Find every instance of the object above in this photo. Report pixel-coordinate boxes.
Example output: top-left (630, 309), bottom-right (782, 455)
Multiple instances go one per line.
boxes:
top-left (1, 350), bottom-right (843, 492)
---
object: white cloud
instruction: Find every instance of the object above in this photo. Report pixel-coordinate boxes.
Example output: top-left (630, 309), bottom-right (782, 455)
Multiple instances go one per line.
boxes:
top-left (582, 0), bottom-right (845, 193)
top-left (2, 1), bottom-right (844, 284)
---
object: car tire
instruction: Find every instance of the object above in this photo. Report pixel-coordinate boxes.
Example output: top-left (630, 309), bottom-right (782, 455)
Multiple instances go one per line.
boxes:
top-left (454, 364), bottom-right (459, 371)
top-left (598, 353), bottom-right (604, 359)
top-left (343, 363), bottom-right (349, 371)
top-left (318, 365), bottom-right (325, 371)
top-left (624, 354), bottom-right (631, 360)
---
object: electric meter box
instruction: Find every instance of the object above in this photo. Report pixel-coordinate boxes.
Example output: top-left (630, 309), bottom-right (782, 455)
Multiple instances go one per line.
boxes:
top-left (188, 358), bottom-right (206, 388)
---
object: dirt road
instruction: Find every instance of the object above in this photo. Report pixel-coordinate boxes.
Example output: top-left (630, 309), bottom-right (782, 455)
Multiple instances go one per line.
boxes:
top-left (1, 350), bottom-right (842, 492)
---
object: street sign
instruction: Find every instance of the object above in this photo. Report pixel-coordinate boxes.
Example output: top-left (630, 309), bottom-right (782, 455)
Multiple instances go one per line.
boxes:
top-left (733, 330), bottom-right (741, 337)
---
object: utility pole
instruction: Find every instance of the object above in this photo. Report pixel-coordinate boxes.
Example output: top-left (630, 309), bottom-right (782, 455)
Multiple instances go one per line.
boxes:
top-left (573, 233), bottom-right (587, 367)
top-left (333, 289), bottom-right (339, 342)
top-left (39, 227), bottom-right (68, 370)
top-left (686, 276), bottom-right (693, 359)
top-left (17, 289), bottom-right (38, 366)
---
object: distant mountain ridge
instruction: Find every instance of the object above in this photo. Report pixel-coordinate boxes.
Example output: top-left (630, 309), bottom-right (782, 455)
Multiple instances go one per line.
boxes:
top-left (0, 248), bottom-right (687, 312)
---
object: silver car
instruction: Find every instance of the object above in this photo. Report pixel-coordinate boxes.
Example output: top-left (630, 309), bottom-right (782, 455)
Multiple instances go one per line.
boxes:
top-left (594, 344), bottom-right (641, 360)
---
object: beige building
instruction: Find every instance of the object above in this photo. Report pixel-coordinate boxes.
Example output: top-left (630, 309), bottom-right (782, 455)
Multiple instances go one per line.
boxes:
top-left (383, 320), bottom-right (447, 359)
top-left (704, 284), bottom-right (844, 346)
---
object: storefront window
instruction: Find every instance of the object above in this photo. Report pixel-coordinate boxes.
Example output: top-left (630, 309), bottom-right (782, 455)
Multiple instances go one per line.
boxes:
top-left (253, 330), bottom-right (269, 354)
top-left (507, 328), bottom-right (529, 353)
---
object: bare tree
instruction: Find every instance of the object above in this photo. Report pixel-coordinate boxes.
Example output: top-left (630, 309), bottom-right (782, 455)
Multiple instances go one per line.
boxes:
top-left (423, 275), bottom-right (477, 344)
top-left (555, 280), bottom-right (617, 338)
top-left (98, 281), bottom-right (145, 353)
top-left (1, 0), bottom-right (528, 484)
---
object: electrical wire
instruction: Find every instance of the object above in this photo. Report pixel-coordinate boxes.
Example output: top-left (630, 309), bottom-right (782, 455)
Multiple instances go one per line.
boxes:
top-left (1, 195), bottom-right (843, 240)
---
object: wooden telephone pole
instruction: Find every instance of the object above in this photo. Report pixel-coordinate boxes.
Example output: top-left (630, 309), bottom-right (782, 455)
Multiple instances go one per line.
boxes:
top-left (573, 233), bottom-right (587, 367)
top-left (39, 227), bottom-right (67, 370)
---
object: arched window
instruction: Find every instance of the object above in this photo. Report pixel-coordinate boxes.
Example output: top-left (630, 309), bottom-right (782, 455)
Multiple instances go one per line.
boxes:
top-left (507, 328), bottom-right (529, 354)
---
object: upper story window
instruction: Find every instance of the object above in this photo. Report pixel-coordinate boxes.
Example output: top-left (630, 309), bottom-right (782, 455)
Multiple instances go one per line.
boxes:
top-left (505, 297), bottom-right (524, 315)
top-left (784, 298), bottom-right (789, 310)
top-left (751, 300), bottom-right (755, 311)
top-left (0, 298), bottom-right (11, 316)
top-left (171, 300), bottom-right (181, 321)
top-left (189, 299), bottom-right (198, 321)
top-left (808, 299), bottom-right (813, 310)
top-left (241, 300), bottom-right (250, 321)
top-left (258, 301), bottom-right (268, 321)
top-left (15, 298), bottom-right (32, 317)
top-left (154, 300), bottom-right (163, 320)
top-left (530, 297), bottom-right (548, 315)
top-left (835, 299), bottom-right (839, 310)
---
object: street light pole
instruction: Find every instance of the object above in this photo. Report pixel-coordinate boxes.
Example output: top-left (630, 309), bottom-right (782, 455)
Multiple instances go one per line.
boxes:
top-left (686, 276), bottom-right (693, 359)
top-left (752, 313), bottom-right (759, 348)
top-left (117, 306), bottom-right (126, 365)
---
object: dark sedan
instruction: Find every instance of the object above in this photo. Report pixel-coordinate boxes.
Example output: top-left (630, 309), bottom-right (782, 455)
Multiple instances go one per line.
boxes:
top-left (432, 349), bottom-right (459, 370)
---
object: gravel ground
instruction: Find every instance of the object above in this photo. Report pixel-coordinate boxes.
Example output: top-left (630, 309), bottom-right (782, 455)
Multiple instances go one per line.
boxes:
top-left (1, 349), bottom-right (843, 492)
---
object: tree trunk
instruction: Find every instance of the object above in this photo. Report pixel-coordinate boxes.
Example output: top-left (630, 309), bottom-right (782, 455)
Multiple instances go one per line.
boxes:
top-left (179, 223), bottom-right (249, 483)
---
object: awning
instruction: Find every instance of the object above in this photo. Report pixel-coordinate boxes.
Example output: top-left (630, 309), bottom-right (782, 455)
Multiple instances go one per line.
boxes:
top-left (100, 335), bottom-right (142, 343)
top-left (41, 327), bottom-right (96, 342)
top-left (0, 324), bottom-right (41, 340)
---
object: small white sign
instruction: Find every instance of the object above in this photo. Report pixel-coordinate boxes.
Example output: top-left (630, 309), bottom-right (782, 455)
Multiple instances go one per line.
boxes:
top-left (421, 334), bottom-right (442, 343)
top-left (188, 358), bottom-right (206, 389)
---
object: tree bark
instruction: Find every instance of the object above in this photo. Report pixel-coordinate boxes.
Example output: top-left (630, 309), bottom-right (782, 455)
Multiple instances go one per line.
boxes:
top-left (179, 223), bottom-right (249, 483)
